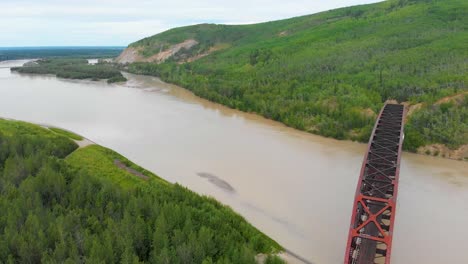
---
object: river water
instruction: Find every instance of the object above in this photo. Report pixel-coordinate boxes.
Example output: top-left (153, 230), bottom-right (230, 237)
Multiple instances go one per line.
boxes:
top-left (0, 60), bottom-right (467, 264)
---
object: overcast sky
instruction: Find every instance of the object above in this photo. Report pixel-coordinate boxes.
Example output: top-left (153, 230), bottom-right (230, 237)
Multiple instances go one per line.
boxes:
top-left (1, 0), bottom-right (383, 47)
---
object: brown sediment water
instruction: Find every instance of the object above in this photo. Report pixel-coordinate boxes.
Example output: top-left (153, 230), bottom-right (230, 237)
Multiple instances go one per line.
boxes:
top-left (0, 61), bottom-right (467, 263)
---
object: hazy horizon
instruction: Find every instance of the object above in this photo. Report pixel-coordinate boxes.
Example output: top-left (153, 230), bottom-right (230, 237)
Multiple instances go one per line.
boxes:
top-left (2, 0), bottom-right (383, 47)
top-left (0, 46), bottom-right (126, 48)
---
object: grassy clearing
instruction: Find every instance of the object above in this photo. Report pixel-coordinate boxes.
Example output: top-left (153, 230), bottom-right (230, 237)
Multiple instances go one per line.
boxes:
top-left (66, 144), bottom-right (166, 188)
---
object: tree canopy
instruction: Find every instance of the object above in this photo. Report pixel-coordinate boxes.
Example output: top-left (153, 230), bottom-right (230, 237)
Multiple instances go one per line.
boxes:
top-left (0, 119), bottom-right (283, 263)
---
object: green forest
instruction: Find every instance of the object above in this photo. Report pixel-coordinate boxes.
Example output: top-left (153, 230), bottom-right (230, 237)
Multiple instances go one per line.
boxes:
top-left (124, 0), bottom-right (467, 151)
top-left (0, 119), bottom-right (283, 263)
top-left (404, 96), bottom-right (468, 151)
top-left (11, 58), bottom-right (127, 84)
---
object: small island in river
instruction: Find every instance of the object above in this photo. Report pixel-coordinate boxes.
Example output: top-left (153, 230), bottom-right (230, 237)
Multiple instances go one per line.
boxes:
top-left (11, 58), bottom-right (127, 84)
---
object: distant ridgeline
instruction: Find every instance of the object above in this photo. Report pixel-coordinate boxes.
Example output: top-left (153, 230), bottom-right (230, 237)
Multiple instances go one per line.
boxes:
top-left (0, 47), bottom-right (124, 61)
top-left (119, 0), bottom-right (467, 157)
top-left (0, 118), bottom-right (284, 263)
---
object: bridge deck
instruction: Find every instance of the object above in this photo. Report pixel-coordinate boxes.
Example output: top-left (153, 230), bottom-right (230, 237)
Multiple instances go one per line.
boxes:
top-left (344, 103), bottom-right (405, 264)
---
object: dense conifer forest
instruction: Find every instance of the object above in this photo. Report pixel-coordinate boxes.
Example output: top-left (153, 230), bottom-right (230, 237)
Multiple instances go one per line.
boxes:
top-left (0, 119), bottom-right (283, 263)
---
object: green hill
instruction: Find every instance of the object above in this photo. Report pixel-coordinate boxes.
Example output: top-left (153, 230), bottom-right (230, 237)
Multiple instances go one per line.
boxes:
top-left (0, 119), bottom-right (283, 263)
top-left (122, 0), bottom-right (467, 156)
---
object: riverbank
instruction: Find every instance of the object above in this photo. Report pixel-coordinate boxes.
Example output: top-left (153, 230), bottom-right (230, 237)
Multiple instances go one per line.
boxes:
top-left (123, 71), bottom-right (468, 162)
top-left (0, 117), bottom-right (288, 263)
top-left (0, 114), bottom-right (312, 264)
top-left (1, 116), bottom-right (311, 263)
top-left (121, 0), bottom-right (467, 155)
top-left (2, 62), bottom-right (467, 263)
top-left (10, 59), bottom-right (467, 162)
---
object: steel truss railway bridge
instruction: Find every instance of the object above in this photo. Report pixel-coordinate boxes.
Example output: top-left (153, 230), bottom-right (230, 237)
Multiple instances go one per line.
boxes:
top-left (344, 103), bottom-right (405, 264)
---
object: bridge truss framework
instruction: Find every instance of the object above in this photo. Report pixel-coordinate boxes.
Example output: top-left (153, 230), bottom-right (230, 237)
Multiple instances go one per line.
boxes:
top-left (344, 103), bottom-right (405, 264)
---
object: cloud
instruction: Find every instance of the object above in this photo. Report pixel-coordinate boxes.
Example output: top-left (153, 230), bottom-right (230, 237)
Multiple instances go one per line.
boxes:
top-left (0, 0), bottom-right (383, 46)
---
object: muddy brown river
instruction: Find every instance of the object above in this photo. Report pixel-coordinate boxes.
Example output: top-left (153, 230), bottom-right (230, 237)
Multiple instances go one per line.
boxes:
top-left (1, 60), bottom-right (467, 263)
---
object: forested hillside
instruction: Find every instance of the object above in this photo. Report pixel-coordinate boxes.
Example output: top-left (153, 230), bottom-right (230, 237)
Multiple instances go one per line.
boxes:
top-left (0, 119), bottom-right (283, 263)
top-left (122, 0), bottom-right (467, 156)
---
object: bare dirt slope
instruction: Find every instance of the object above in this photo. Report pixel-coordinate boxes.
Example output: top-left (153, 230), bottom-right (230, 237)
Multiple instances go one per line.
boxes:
top-left (116, 39), bottom-right (198, 64)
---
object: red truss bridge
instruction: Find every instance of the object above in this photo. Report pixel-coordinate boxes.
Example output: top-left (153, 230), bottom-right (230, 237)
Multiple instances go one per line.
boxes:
top-left (344, 103), bottom-right (405, 264)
